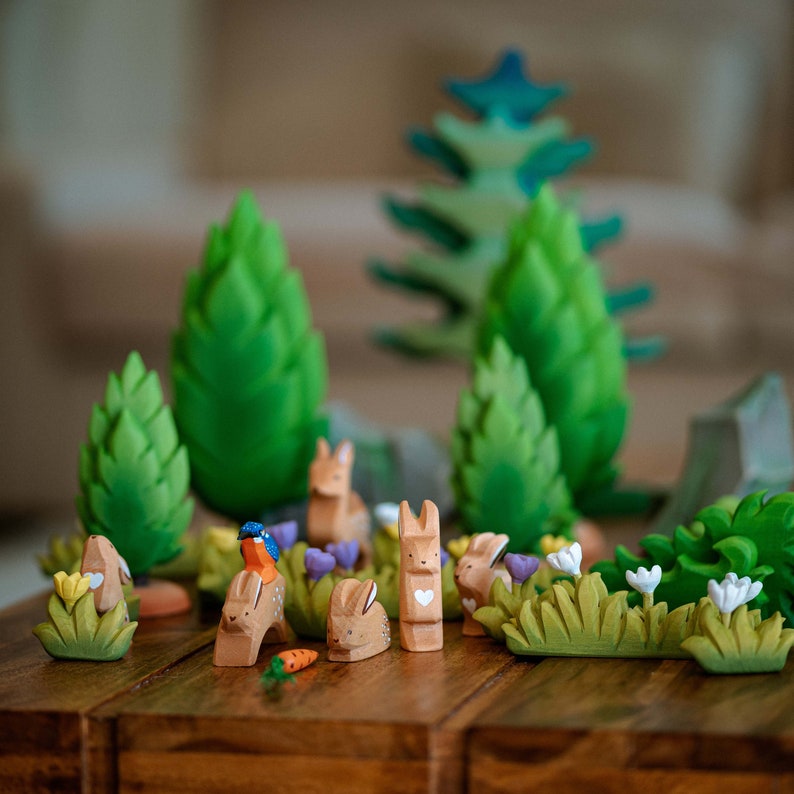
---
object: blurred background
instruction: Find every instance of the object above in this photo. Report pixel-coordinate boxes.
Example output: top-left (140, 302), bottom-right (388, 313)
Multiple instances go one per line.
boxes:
top-left (0, 0), bottom-right (792, 553)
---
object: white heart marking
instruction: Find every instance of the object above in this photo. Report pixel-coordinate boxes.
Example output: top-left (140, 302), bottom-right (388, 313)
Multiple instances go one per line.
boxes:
top-left (86, 571), bottom-right (105, 590)
top-left (462, 597), bottom-right (477, 614)
top-left (414, 589), bottom-right (434, 607)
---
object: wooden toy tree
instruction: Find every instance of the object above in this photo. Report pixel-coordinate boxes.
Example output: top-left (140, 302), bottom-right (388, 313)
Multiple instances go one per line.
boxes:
top-left (369, 49), bottom-right (655, 361)
top-left (451, 336), bottom-right (575, 552)
top-left (172, 191), bottom-right (328, 519)
top-left (76, 351), bottom-right (192, 578)
top-left (479, 185), bottom-right (631, 510)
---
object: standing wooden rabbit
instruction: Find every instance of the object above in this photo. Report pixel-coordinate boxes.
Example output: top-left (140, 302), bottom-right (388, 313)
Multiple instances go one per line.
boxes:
top-left (454, 532), bottom-right (510, 636)
top-left (214, 525), bottom-right (287, 667)
top-left (398, 499), bottom-right (443, 652)
top-left (327, 578), bottom-right (391, 662)
top-left (307, 439), bottom-right (372, 564)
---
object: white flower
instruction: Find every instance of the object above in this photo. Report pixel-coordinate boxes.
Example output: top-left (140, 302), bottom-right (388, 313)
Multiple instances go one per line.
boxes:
top-left (625, 565), bottom-right (662, 594)
top-left (546, 542), bottom-right (582, 576)
top-left (374, 502), bottom-right (400, 529)
top-left (707, 572), bottom-right (763, 614)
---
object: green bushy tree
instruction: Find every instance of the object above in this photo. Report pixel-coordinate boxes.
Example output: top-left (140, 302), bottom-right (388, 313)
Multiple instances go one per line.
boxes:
top-left (172, 191), bottom-right (328, 519)
top-left (76, 351), bottom-right (192, 577)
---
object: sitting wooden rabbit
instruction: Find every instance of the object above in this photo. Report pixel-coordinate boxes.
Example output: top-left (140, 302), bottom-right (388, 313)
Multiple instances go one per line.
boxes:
top-left (327, 578), bottom-right (391, 662)
top-left (80, 535), bottom-right (132, 617)
top-left (454, 532), bottom-right (510, 637)
top-left (214, 526), bottom-right (287, 666)
top-left (307, 438), bottom-right (372, 565)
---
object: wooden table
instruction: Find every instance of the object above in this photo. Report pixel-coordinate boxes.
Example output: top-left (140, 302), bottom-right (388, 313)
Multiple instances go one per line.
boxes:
top-left (2, 592), bottom-right (793, 793)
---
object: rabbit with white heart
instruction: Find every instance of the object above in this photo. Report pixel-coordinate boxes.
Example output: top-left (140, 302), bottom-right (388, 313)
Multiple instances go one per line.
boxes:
top-left (398, 499), bottom-right (443, 652)
top-left (454, 532), bottom-right (510, 636)
top-left (80, 535), bottom-right (132, 617)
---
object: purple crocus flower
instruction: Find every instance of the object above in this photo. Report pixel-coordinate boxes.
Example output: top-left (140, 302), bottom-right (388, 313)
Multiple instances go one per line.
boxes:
top-left (268, 520), bottom-right (298, 552)
top-left (505, 553), bottom-right (540, 585)
top-left (304, 548), bottom-right (336, 581)
top-left (325, 540), bottom-right (359, 571)
top-left (440, 547), bottom-right (450, 567)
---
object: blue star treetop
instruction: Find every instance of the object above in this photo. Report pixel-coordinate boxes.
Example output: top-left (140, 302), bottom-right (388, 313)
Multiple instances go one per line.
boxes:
top-left (446, 49), bottom-right (567, 122)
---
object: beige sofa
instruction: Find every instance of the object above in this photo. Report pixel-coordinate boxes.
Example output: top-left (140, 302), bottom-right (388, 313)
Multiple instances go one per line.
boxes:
top-left (1, 0), bottom-right (792, 514)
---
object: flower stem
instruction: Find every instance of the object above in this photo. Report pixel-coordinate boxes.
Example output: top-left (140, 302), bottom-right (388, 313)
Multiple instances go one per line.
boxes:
top-left (720, 611), bottom-right (731, 628)
top-left (642, 592), bottom-right (654, 610)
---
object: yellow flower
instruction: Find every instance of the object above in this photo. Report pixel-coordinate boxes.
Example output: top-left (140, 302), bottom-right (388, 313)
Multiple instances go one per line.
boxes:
top-left (205, 526), bottom-right (240, 554)
top-left (447, 536), bottom-right (471, 561)
top-left (540, 534), bottom-right (570, 556)
top-left (53, 571), bottom-right (90, 613)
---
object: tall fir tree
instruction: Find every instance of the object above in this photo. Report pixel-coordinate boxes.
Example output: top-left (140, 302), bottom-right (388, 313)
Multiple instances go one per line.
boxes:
top-left (172, 191), bottom-right (328, 519)
top-left (369, 49), bottom-right (657, 361)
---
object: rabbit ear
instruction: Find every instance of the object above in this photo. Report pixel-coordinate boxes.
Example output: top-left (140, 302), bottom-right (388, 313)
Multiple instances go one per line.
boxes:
top-left (315, 437), bottom-right (331, 458)
top-left (118, 554), bottom-right (132, 584)
top-left (331, 578), bottom-right (361, 610)
top-left (335, 440), bottom-right (354, 465)
top-left (398, 500), bottom-right (414, 538)
top-left (488, 535), bottom-right (510, 569)
top-left (466, 532), bottom-right (490, 554)
top-left (353, 579), bottom-right (378, 615)
top-left (418, 500), bottom-right (439, 533)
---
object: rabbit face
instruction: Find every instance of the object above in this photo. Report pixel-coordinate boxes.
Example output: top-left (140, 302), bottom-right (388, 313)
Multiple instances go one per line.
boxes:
top-left (401, 535), bottom-right (441, 574)
top-left (221, 570), bottom-right (264, 634)
top-left (309, 438), bottom-right (353, 497)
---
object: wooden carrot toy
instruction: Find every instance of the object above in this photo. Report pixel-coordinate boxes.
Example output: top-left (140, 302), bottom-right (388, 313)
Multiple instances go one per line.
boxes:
top-left (260, 649), bottom-right (319, 696)
top-left (275, 648), bottom-right (319, 673)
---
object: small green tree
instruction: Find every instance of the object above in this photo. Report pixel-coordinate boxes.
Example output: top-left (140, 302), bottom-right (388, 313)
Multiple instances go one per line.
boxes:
top-left (172, 191), bottom-right (328, 518)
top-left (479, 184), bottom-right (630, 507)
top-left (451, 336), bottom-right (576, 552)
top-left (76, 351), bottom-right (192, 577)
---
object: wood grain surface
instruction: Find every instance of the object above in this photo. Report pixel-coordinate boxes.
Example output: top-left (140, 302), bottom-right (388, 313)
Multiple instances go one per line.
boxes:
top-left (0, 592), bottom-right (217, 793)
top-left (465, 655), bottom-right (794, 793)
top-left (91, 621), bottom-right (515, 793)
top-left (2, 590), bottom-right (793, 793)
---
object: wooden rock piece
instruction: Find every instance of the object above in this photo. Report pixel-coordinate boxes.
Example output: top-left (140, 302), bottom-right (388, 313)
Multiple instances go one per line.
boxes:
top-left (454, 532), bottom-right (510, 636)
top-left (213, 569), bottom-right (287, 666)
top-left (307, 438), bottom-right (372, 564)
top-left (327, 578), bottom-right (391, 662)
top-left (80, 534), bottom-right (132, 616)
top-left (398, 500), bottom-right (443, 652)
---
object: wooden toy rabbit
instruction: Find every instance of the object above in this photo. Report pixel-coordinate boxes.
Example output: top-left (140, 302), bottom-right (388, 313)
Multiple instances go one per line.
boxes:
top-left (454, 532), bottom-right (510, 636)
top-left (327, 578), bottom-right (391, 662)
top-left (307, 438), bottom-right (372, 564)
top-left (398, 499), bottom-right (443, 652)
top-left (80, 535), bottom-right (132, 616)
top-left (213, 569), bottom-right (287, 666)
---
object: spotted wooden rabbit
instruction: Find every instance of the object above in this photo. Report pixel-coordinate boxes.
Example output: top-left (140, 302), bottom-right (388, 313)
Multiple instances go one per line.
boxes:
top-left (327, 578), bottom-right (391, 662)
top-left (214, 568), bottom-right (287, 667)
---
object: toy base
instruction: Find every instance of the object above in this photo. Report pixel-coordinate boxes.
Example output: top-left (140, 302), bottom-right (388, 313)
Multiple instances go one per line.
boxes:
top-left (133, 579), bottom-right (192, 618)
